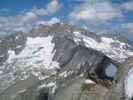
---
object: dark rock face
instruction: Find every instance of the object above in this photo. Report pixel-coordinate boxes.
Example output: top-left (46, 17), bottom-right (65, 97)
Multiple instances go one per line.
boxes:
top-left (0, 22), bottom-right (132, 100)
top-left (131, 96), bottom-right (133, 100)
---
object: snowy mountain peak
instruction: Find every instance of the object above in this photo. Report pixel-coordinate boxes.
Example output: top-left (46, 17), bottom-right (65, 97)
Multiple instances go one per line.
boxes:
top-left (0, 22), bottom-right (133, 100)
top-left (73, 31), bottom-right (133, 62)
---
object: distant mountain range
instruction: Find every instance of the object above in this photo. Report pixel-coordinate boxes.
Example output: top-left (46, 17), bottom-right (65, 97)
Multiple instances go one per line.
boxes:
top-left (0, 22), bottom-right (132, 100)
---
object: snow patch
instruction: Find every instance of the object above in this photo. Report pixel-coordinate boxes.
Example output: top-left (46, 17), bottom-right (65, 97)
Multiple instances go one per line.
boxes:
top-left (38, 81), bottom-right (57, 94)
top-left (59, 71), bottom-right (68, 78)
top-left (18, 89), bottom-right (26, 94)
top-left (59, 71), bottom-right (73, 78)
top-left (16, 45), bottom-right (22, 49)
top-left (84, 79), bottom-right (95, 84)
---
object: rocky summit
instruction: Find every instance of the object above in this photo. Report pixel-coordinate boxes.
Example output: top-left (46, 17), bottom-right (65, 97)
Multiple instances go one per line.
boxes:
top-left (0, 22), bottom-right (133, 100)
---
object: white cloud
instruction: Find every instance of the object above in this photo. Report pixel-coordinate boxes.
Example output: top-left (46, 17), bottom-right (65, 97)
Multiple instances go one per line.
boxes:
top-left (22, 0), bottom-right (61, 23)
top-left (36, 17), bottom-right (60, 26)
top-left (121, 1), bottom-right (133, 11)
top-left (0, 0), bottom-right (61, 34)
top-left (22, 12), bottom-right (38, 23)
top-left (0, 16), bottom-right (33, 33)
top-left (31, 0), bottom-right (61, 16)
top-left (46, 0), bottom-right (61, 14)
top-left (31, 8), bottom-right (48, 16)
top-left (70, 7), bottom-right (96, 20)
top-left (70, 1), bottom-right (122, 22)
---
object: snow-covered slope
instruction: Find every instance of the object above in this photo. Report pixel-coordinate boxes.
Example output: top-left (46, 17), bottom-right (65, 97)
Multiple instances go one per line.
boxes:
top-left (73, 31), bottom-right (133, 62)
top-left (0, 36), bottom-right (59, 92)
top-left (7, 36), bottom-right (59, 79)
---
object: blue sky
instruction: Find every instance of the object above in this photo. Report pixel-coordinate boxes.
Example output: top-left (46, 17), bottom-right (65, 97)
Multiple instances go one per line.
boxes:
top-left (0, 0), bottom-right (133, 41)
